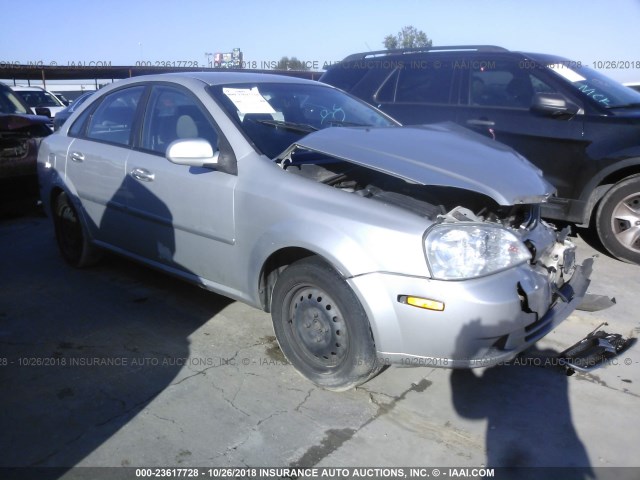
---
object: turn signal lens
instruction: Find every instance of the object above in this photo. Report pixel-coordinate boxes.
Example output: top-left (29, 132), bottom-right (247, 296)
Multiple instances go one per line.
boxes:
top-left (400, 295), bottom-right (445, 311)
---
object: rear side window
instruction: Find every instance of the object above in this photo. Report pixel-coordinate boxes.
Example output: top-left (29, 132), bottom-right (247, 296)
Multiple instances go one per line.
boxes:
top-left (321, 65), bottom-right (369, 92)
top-left (378, 60), bottom-right (455, 104)
top-left (68, 105), bottom-right (93, 137)
top-left (85, 86), bottom-right (145, 146)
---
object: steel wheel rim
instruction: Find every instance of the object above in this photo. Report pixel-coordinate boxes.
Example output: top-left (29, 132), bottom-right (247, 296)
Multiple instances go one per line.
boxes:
top-left (611, 192), bottom-right (640, 252)
top-left (285, 285), bottom-right (349, 369)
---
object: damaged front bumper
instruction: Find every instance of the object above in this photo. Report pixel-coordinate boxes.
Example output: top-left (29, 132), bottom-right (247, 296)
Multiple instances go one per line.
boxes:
top-left (348, 250), bottom-right (593, 369)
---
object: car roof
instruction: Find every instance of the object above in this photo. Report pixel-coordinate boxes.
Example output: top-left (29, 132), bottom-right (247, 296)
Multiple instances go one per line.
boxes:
top-left (517, 52), bottom-right (572, 64)
top-left (118, 71), bottom-right (321, 87)
top-left (11, 85), bottom-right (46, 90)
top-left (335, 46), bottom-right (570, 65)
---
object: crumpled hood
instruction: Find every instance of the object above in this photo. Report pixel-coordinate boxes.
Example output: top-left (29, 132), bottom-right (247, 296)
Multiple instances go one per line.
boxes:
top-left (284, 123), bottom-right (555, 205)
top-left (0, 113), bottom-right (52, 137)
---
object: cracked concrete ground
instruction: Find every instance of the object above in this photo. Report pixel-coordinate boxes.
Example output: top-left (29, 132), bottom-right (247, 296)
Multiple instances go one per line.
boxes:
top-left (1, 213), bottom-right (638, 475)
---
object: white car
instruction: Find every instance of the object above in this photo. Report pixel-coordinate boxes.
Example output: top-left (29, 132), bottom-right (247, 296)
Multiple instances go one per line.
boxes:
top-left (11, 86), bottom-right (66, 118)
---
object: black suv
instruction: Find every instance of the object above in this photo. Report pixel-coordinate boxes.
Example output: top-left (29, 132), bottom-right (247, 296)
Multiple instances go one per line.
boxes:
top-left (321, 46), bottom-right (640, 264)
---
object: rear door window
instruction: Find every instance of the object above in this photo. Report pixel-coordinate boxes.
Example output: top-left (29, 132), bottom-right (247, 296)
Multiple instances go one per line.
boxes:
top-left (376, 58), bottom-right (455, 104)
top-left (85, 86), bottom-right (145, 146)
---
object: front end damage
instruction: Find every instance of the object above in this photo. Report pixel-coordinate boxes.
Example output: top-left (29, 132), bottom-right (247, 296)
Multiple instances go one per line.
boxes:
top-left (0, 114), bottom-right (52, 210)
top-left (275, 125), bottom-right (599, 366)
top-left (0, 114), bottom-right (52, 180)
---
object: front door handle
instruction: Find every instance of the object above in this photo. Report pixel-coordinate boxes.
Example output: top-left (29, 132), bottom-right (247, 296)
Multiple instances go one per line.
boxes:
top-left (130, 167), bottom-right (155, 182)
top-left (70, 151), bottom-right (85, 162)
top-left (466, 119), bottom-right (495, 127)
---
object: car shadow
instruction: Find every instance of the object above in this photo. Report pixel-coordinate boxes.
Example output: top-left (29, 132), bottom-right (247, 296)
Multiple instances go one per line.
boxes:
top-left (0, 177), bottom-right (233, 477)
top-left (575, 226), bottom-right (617, 261)
top-left (449, 320), bottom-right (594, 479)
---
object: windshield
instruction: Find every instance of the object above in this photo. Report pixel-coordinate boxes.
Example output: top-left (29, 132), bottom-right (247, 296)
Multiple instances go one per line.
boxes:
top-left (209, 82), bottom-right (396, 158)
top-left (15, 90), bottom-right (64, 108)
top-left (546, 63), bottom-right (640, 108)
top-left (0, 86), bottom-right (30, 114)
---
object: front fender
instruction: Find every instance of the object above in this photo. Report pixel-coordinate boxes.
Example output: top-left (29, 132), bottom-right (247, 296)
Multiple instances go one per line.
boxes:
top-left (578, 157), bottom-right (640, 224)
top-left (246, 218), bottom-right (384, 306)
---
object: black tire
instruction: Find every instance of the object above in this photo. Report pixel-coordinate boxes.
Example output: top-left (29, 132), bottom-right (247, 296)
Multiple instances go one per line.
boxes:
top-left (52, 192), bottom-right (102, 267)
top-left (271, 257), bottom-right (380, 391)
top-left (596, 175), bottom-right (640, 265)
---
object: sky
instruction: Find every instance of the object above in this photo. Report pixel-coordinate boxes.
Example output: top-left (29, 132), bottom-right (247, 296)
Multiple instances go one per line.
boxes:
top-left (2, 0), bottom-right (640, 83)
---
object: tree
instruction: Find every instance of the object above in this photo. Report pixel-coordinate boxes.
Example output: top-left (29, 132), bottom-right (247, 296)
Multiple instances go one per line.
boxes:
top-left (276, 56), bottom-right (310, 71)
top-left (383, 26), bottom-right (432, 50)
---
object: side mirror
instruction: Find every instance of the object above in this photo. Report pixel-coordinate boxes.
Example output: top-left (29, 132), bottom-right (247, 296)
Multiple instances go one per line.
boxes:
top-left (531, 93), bottom-right (580, 117)
top-left (35, 107), bottom-right (52, 118)
top-left (166, 138), bottom-right (219, 168)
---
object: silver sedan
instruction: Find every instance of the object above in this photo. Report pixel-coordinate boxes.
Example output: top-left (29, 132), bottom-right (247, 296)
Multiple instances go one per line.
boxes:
top-left (38, 72), bottom-right (591, 390)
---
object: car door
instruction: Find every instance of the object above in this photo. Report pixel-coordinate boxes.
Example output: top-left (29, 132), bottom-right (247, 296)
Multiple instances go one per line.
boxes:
top-left (454, 56), bottom-right (588, 201)
top-left (65, 85), bottom-right (145, 245)
top-left (124, 83), bottom-right (237, 282)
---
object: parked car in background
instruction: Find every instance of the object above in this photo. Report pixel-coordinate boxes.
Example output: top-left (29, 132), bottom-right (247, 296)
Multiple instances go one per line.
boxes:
top-left (53, 93), bottom-right (71, 106)
top-left (321, 46), bottom-right (640, 264)
top-left (53, 91), bottom-right (95, 131)
top-left (0, 82), bottom-right (53, 211)
top-left (11, 85), bottom-right (67, 118)
top-left (38, 72), bottom-right (591, 390)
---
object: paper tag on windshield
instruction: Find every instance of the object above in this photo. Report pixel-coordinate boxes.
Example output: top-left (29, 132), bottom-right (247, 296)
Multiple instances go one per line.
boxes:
top-left (223, 87), bottom-right (276, 114)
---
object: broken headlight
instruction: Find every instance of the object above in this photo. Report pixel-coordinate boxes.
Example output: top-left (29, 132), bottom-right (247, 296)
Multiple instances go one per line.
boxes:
top-left (425, 224), bottom-right (531, 280)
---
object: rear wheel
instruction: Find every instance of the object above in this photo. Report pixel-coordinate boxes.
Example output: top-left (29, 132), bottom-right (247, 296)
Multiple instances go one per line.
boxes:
top-left (53, 192), bottom-right (102, 267)
top-left (596, 176), bottom-right (640, 265)
top-left (271, 257), bottom-right (380, 391)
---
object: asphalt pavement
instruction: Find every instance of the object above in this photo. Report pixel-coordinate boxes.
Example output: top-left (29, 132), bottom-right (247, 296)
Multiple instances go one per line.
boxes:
top-left (1, 209), bottom-right (638, 479)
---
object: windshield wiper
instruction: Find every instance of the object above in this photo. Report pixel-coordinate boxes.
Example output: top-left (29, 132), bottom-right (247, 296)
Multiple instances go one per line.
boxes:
top-left (255, 119), bottom-right (318, 133)
top-left (323, 119), bottom-right (368, 127)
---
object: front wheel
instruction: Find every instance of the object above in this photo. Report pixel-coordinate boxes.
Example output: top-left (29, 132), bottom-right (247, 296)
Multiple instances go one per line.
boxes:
top-left (52, 192), bottom-right (102, 267)
top-left (271, 257), bottom-right (380, 391)
top-left (596, 176), bottom-right (640, 265)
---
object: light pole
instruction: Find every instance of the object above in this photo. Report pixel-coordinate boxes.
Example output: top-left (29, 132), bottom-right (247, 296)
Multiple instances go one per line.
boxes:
top-left (205, 52), bottom-right (213, 68)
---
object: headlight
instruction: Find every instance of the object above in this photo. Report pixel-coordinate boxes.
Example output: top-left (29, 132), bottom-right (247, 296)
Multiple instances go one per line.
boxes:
top-left (425, 224), bottom-right (531, 280)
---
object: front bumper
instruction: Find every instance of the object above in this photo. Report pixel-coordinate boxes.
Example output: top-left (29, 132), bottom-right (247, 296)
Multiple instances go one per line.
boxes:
top-left (348, 258), bottom-right (593, 368)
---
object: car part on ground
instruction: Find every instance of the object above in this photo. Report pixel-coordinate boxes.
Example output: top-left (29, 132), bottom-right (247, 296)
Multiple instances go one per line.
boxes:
top-left (38, 72), bottom-right (595, 390)
top-left (558, 323), bottom-right (635, 375)
top-left (321, 46), bottom-right (640, 265)
top-left (576, 294), bottom-right (616, 312)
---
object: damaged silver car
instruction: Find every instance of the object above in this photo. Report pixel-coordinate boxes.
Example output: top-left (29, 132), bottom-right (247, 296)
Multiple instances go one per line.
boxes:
top-left (37, 73), bottom-right (592, 390)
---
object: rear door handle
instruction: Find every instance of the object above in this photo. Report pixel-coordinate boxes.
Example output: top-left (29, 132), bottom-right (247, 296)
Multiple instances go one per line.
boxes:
top-left (130, 167), bottom-right (155, 182)
top-left (466, 119), bottom-right (495, 127)
top-left (70, 151), bottom-right (85, 162)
